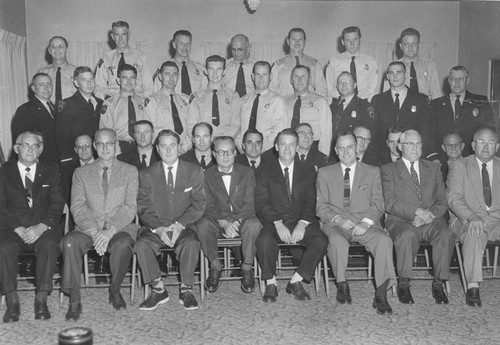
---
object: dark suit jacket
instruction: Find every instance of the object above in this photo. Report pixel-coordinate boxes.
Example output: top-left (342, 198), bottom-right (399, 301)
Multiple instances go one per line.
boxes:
top-left (330, 96), bottom-right (376, 142)
top-left (360, 142), bottom-right (383, 167)
top-left (371, 88), bottom-right (436, 160)
top-left (299, 148), bottom-right (331, 171)
top-left (203, 163), bottom-right (256, 223)
top-left (255, 156), bottom-right (318, 227)
top-left (431, 91), bottom-right (495, 161)
top-left (117, 146), bottom-right (161, 170)
top-left (11, 98), bottom-right (58, 165)
top-left (138, 159), bottom-right (206, 228)
top-left (179, 149), bottom-right (216, 171)
top-left (56, 91), bottom-right (103, 163)
top-left (381, 159), bottom-right (447, 229)
top-left (0, 160), bottom-right (64, 234)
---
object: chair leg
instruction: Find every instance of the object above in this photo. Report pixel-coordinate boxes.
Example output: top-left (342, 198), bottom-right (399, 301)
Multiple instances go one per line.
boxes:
top-left (424, 248), bottom-right (431, 269)
top-left (0, 295), bottom-right (5, 309)
top-left (455, 242), bottom-right (467, 294)
top-left (493, 246), bottom-right (499, 277)
top-left (59, 291), bottom-right (64, 308)
top-left (323, 255), bottom-right (330, 299)
top-left (314, 262), bottom-right (320, 297)
top-left (368, 254), bottom-right (373, 285)
top-left (130, 254), bottom-right (137, 305)
top-left (83, 253), bottom-right (89, 289)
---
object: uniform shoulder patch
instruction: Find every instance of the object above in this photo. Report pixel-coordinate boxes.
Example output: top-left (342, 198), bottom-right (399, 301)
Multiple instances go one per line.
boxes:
top-left (144, 98), bottom-right (150, 107)
top-left (97, 58), bottom-right (104, 68)
top-left (57, 101), bottom-right (66, 113)
top-left (367, 106), bottom-right (375, 118)
top-left (100, 104), bottom-right (108, 115)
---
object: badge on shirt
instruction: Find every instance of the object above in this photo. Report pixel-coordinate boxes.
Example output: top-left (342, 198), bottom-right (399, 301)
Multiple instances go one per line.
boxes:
top-left (196, 69), bottom-right (200, 76)
top-left (108, 65), bottom-right (115, 76)
top-left (423, 71), bottom-right (428, 77)
top-left (144, 98), bottom-right (150, 107)
top-left (265, 103), bottom-right (270, 109)
top-left (138, 103), bottom-right (143, 110)
top-left (473, 108), bottom-right (479, 117)
top-left (97, 58), bottom-right (104, 68)
top-left (365, 64), bottom-right (369, 70)
top-left (351, 111), bottom-right (357, 118)
top-left (411, 105), bottom-right (417, 113)
top-left (308, 102), bottom-right (314, 107)
top-left (225, 98), bottom-right (230, 104)
top-left (100, 105), bottom-right (108, 115)
top-left (367, 106), bottom-right (375, 118)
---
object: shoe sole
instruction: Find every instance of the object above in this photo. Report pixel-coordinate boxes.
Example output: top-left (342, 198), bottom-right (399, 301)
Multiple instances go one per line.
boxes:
top-left (372, 304), bottom-right (392, 315)
top-left (262, 297), bottom-right (277, 302)
top-left (178, 299), bottom-right (199, 310)
top-left (285, 288), bottom-right (311, 301)
top-left (139, 297), bottom-right (170, 311)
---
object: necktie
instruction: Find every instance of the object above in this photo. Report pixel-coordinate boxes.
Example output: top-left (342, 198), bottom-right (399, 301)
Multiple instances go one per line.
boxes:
top-left (454, 95), bottom-right (461, 124)
top-left (102, 167), bottom-right (109, 195)
top-left (350, 56), bottom-right (358, 95)
top-left (56, 67), bottom-right (62, 104)
top-left (128, 95), bottom-right (136, 138)
top-left (200, 155), bottom-right (206, 169)
top-left (482, 163), bottom-right (492, 207)
top-left (410, 162), bottom-right (422, 204)
top-left (118, 52), bottom-right (126, 73)
top-left (343, 167), bottom-right (351, 208)
top-left (394, 93), bottom-right (400, 124)
top-left (25, 167), bottom-right (33, 207)
top-left (170, 94), bottom-right (184, 134)
top-left (141, 154), bottom-right (147, 169)
top-left (291, 96), bottom-right (301, 129)
top-left (88, 98), bottom-right (94, 110)
top-left (181, 61), bottom-right (192, 95)
top-left (167, 166), bottom-right (174, 189)
top-left (300, 154), bottom-right (306, 163)
top-left (295, 56), bottom-right (300, 66)
top-left (235, 62), bottom-right (246, 97)
top-left (250, 160), bottom-right (256, 169)
top-left (410, 62), bottom-right (419, 94)
top-left (248, 93), bottom-right (260, 130)
top-left (284, 167), bottom-right (291, 201)
top-left (47, 102), bottom-right (55, 118)
top-left (212, 90), bottom-right (220, 126)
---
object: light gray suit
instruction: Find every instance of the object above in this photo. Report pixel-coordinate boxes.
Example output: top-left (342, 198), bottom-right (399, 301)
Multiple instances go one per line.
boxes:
top-left (447, 155), bottom-right (500, 283)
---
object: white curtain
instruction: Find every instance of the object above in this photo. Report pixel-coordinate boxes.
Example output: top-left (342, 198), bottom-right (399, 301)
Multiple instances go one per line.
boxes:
top-left (0, 28), bottom-right (27, 161)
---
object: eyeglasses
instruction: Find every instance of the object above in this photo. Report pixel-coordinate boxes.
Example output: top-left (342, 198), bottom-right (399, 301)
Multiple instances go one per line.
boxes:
top-left (215, 149), bottom-right (236, 157)
top-left (95, 141), bottom-right (116, 149)
top-left (475, 139), bottom-right (497, 147)
top-left (336, 144), bottom-right (356, 152)
top-left (400, 142), bottom-right (423, 149)
top-left (76, 144), bottom-right (91, 150)
top-left (16, 142), bottom-right (41, 150)
top-left (356, 136), bottom-right (371, 143)
top-left (297, 131), bottom-right (314, 138)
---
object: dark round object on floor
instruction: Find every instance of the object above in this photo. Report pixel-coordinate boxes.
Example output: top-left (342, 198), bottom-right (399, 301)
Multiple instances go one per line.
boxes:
top-left (58, 327), bottom-right (93, 345)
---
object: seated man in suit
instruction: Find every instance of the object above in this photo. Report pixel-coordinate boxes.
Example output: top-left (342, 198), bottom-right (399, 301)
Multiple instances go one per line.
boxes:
top-left (255, 128), bottom-right (328, 303)
top-left (235, 128), bottom-right (265, 169)
top-left (381, 129), bottom-right (455, 305)
top-left (353, 126), bottom-right (382, 166)
top-left (295, 122), bottom-right (330, 171)
top-left (117, 120), bottom-right (160, 170)
top-left (60, 128), bottom-right (138, 321)
top-left (197, 136), bottom-right (262, 294)
top-left (180, 122), bottom-right (216, 171)
top-left (0, 131), bottom-right (64, 323)
top-left (317, 131), bottom-right (396, 314)
top-left (440, 133), bottom-right (465, 184)
top-left (447, 127), bottom-right (500, 307)
top-left (135, 130), bottom-right (205, 311)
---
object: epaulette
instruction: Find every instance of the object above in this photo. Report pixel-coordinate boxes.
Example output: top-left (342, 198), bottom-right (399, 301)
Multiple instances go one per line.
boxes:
top-left (97, 58), bottom-right (104, 68)
top-left (57, 100), bottom-right (66, 113)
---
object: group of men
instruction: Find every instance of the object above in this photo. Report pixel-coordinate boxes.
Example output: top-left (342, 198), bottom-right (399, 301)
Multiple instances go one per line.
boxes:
top-left (1, 20), bottom-right (499, 324)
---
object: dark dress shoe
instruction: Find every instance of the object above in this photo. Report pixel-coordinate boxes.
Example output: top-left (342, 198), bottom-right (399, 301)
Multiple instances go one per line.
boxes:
top-left (466, 287), bottom-right (482, 307)
top-left (179, 290), bottom-right (199, 310)
top-left (65, 302), bottom-right (82, 321)
top-left (205, 267), bottom-right (222, 293)
top-left (241, 269), bottom-right (255, 293)
top-left (336, 281), bottom-right (352, 304)
top-left (286, 281), bottom-right (311, 301)
top-left (109, 290), bottom-right (127, 310)
top-left (3, 302), bottom-right (20, 323)
top-left (34, 300), bottom-right (51, 320)
top-left (262, 284), bottom-right (278, 302)
top-left (432, 282), bottom-right (449, 304)
top-left (397, 284), bottom-right (414, 304)
top-left (372, 295), bottom-right (393, 315)
top-left (139, 289), bottom-right (169, 311)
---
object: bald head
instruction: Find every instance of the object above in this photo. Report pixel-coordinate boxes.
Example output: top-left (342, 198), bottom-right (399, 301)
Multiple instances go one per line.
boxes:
top-left (231, 34), bottom-right (250, 62)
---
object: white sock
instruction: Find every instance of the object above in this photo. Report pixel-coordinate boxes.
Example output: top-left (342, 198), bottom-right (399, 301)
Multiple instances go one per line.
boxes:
top-left (266, 276), bottom-right (277, 286)
top-left (290, 272), bottom-right (303, 284)
top-left (152, 278), bottom-right (164, 292)
top-left (467, 282), bottom-right (479, 289)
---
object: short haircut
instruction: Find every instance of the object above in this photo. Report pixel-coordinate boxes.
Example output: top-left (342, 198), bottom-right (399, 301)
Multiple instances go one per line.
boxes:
top-left (156, 129), bottom-right (180, 145)
top-left (74, 134), bottom-right (92, 145)
top-left (192, 122), bottom-right (213, 137)
top-left (353, 125), bottom-right (371, 134)
top-left (243, 128), bottom-right (263, 142)
top-left (213, 136), bottom-right (235, 150)
top-left (206, 55), bottom-right (226, 70)
top-left (276, 128), bottom-right (299, 143)
top-left (112, 21), bottom-right (129, 30)
top-left (252, 61), bottom-right (271, 74)
top-left (399, 129), bottom-right (421, 143)
top-left (294, 122), bottom-right (313, 132)
top-left (118, 63), bottom-right (137, 78)
top-left (442, 132), bottom-right (463, 145)
top-left (336, 130), bottom-right (356, 145)
top-left (159, 60), bottom-right (179, 74)
top-left (387, 126), bottom-right (404, 138)
top-left (473, 126), bottom-right (498, 141)
top-left (400, 27), bottom-right (420, 41)
top-left (288, 28), bottom-right (306, 40)
top-left (15, 130), bottom-right (44, 145)
top-left (73, 66), bottom-right (93, 79)
top-left (450, 65), bottom-right (469, 76)
top-left (134, 120), bottom-right (154, 131)
top-left (291, 64), bottom-right (310, 77)
top-left (342, 26), bottom-right (361, 39)
top-left (173, 30), bottom-right (192, 40)
top-left (387, 61), bottom-right (406, 74)
top-left (31, 72), bottom-right (51, 85)
top-left (49, 36), bottom-right (68, 47)
top-left (337, 71), bottom-right (355, 82)
top-left (94, 128), bottom-right (117, 142)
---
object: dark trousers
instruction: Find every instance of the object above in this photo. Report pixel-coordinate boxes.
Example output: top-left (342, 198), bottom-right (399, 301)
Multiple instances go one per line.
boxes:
top-left (256, 220), bottom-right (328, 282)
top-left (0, 228), bottom-right (61, 294)
top-left (60, 231), bottom-right (134, 297)
top-left (134, 226), bottom-right (200, 287)
top-left (196, 216), bottom-right (261, 267)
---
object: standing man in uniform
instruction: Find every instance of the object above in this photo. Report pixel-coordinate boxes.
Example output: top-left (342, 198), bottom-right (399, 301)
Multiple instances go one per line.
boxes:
top-left (145, 61), bottom-right (191, 153)
top-left (117, 120), bottom-right (160, 170)
top-left (270, 28), bottom-right (327, 98)
top-left (180, 122), bottom-right (216, 171)
top-left (223, 34), bottom-right (256, 98)
top-left (237, 61), bottom-right (288, 152)
top-left (100, 64), bottom-right (147, 154)
top-left (381, 129), bottom-right (455, 305)
top-left (326, 27), bottom-right (378, 101)
top-left (38, 36), bottom-right (76, 104)
top-left (285, 65), bottom-right (332, 156)
top-left (187, 55), bottom-right (241, 138)
top-left (95, 21), bottom-right (153, 99)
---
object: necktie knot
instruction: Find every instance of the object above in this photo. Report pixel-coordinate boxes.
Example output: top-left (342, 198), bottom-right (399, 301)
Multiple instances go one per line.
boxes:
top-left (483, 163), bottom-right (487, 168)
top-left (212, 89), bottom-right (217, 94)
top-left (103, 166), bottom-right (108, 171)
top-left (256, 93), bottom-right (261, 99)
top-left (456, 94), bottom-right (461, 101)
top-left (345, 167), bottom-right (350, 174)
top-left (250, 160), bottom-right (256, 168)
top-left (300, 154), bottom-right (306, 162)
top-left (168, 166), bottom-right (173, 172)
top-left (351, 56), bottom-right (355, 62)
top-left (297, 95), bottom-right (301, 100)
top-left (395, 93), bottom-right (399, 99)
top-left (284, 167), bottom-right (289, 174)
top-left (128, 95), bottom-right (132, 101)
top-left (25, 167), bottom-right (31, 173)
top-left (182, 61), bottom-right (186, 66)
top-left (239, 62), bottom-right (244, 67)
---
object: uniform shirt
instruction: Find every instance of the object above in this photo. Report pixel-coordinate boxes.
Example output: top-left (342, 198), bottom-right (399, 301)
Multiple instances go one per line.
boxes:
top-left (284, 92), bottom-right (332, 156)
top-left (171, 57), bottom-right (206, 95)
top-left (95, 47), bottom-right (154, 99)
top-left (144, 89), bottom-right (191, 153)
top-left (187, 87), bottom-right (242, 138)
top-left (326, 52), bottom-right (378, 101)
top-left (223, 58), bottom-right (256, 95)
top-left (270, 54), bottom-right (328, 98)
top-left (236, 89), bottom-right (288, 151)
top-left (397, 56), bottom-right (442, 100)
top-left (99, 93), bottom-right (146, 141)
top-left (38, 62), bottom-right (77, 103)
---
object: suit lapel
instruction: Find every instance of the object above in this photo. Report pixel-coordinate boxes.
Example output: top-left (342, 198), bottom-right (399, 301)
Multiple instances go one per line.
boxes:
top-left (418, 160), bottom-right (430, 202)
top-left (7, 162), bottom-right (27, 196)
top-left (466, 157), bottom-right (484, 205)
